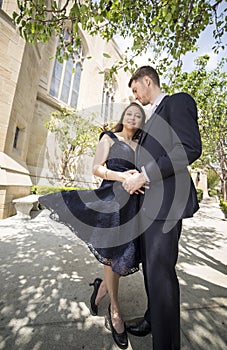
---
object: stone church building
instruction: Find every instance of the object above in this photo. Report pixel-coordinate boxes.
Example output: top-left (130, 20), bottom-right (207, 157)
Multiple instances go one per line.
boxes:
top-left (0, 0), bottom-right (133, 219)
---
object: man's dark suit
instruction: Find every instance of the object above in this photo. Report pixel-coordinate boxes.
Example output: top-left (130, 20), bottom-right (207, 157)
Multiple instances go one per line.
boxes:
top-left (136, 92), bottom-right (202, 350)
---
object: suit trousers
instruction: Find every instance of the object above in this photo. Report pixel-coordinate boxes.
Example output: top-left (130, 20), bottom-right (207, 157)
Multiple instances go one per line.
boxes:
top-left (140, 219), bottom-right (182, 350)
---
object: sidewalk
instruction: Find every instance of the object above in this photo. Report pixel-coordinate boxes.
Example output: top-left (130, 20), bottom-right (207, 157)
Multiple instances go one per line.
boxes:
top-left (0, 199), bottom-right (226, 350)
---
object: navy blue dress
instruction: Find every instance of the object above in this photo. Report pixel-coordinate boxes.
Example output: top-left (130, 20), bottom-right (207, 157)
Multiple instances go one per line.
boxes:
top-left (39, 131), bottom-right (141, 276)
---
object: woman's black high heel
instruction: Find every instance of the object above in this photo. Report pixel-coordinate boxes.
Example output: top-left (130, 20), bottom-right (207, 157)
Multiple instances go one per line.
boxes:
top-left (107, 304), bottom-right (128, 349)
top-left (89, 278), bottom-right (103, 316)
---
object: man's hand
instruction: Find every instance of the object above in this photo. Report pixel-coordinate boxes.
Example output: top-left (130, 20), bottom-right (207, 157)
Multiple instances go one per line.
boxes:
top-left (122, 172), bottom-right (147, 194)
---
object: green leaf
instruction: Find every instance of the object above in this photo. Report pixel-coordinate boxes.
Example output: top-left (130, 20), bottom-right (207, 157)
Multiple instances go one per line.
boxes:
top-left (166, 12), bottom-right (172, 23)
top-left (103, 53), bottom-right (111, 58)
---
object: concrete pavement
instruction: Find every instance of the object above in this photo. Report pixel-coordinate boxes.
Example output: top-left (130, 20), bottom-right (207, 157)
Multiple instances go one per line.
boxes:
top-left (0, 198), bottom-right (226, 350)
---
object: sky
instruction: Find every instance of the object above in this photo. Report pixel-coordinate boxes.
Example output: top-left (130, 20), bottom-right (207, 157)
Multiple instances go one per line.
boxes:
top-left (180, 25), bottom-right (227, 72)
top-left (114, 11), bottom-right (227, 73)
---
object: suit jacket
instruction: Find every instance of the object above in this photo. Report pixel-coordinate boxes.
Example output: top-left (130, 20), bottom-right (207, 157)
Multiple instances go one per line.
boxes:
top-left (136, 92), bottom-right (202, 221)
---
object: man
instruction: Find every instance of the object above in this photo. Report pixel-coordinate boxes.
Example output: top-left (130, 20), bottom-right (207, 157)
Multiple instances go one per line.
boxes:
top-left (123, 66), bottom-right (202, 350)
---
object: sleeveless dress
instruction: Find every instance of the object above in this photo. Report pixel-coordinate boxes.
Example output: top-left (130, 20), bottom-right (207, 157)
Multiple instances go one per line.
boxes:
top-left (39, 131), bottom-right (141, 276)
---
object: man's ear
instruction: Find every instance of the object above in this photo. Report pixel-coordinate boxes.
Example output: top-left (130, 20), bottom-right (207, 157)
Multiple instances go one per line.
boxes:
top-left (143, 75), bottom-right (151, 86)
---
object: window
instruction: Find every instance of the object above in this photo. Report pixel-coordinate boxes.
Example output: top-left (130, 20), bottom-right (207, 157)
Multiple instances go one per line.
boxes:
top-left (13, 126), bottom-right (20, 149)
top-left (50, 42), bottom-right (83, 108)
top-left (0, 1), bottom-right (3, 9)
top-left (101, 79), bottom-right (115, 123)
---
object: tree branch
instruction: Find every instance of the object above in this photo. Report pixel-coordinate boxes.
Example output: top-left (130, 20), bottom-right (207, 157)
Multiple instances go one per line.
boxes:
top-left (211, 0), bottom-right (223, 10)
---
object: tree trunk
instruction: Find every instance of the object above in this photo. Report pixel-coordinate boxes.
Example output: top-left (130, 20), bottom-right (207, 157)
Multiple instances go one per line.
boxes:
top-left (222, 179), bottom-right (227, 201)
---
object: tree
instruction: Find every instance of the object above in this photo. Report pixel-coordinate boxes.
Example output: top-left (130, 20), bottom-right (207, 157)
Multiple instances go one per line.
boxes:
top-left (46, 109), bottom-right (102, 186)
top-left (163, 55), bottom-right (227, 200)
top-left (13, 0), bottom-right (226, 74)
top-left (207, 168), bottom-right (220, 192)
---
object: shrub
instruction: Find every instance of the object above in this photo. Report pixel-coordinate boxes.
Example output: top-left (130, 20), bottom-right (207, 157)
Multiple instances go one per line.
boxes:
top-left (196, 188), bottom-right (203, 202)
top-left (208, 189), bottom-right (218, 197)
top-left (220, 198), bottom-right (227, 217)
top-left (207, 168), bottom-right (220, 190)
top-left (31, 185), bottom-right (89, 195)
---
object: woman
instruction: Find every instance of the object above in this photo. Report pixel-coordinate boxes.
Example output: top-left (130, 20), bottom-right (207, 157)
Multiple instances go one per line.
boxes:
top-left (39, 102), bottom-right (146, 349)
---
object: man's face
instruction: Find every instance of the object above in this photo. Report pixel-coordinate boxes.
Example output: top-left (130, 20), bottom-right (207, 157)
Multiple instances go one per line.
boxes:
top-left (131, 77), bottom-right (151, 106)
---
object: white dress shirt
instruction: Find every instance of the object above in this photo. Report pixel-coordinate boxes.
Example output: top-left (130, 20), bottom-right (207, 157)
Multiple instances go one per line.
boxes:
top-left (149, 92), bottom-right (167, 116)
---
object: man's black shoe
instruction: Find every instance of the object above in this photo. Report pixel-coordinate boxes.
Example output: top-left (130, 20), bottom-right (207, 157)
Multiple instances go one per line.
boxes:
top-left (126, 319), bottom-right (151, 337)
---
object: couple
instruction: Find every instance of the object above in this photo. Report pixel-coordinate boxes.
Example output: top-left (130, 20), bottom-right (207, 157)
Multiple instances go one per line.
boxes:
top-left (40, 66), bottom-right (202, 350)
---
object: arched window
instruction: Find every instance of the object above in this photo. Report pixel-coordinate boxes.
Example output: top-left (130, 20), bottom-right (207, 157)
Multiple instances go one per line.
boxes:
top-left (50, 33), bottom-right (83, 108)
top-left (101, 76), bottom-right (115, 123)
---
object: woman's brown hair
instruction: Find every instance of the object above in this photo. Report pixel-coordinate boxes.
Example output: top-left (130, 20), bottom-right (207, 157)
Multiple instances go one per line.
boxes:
top-left (108, 102), bottom-right (146, 140)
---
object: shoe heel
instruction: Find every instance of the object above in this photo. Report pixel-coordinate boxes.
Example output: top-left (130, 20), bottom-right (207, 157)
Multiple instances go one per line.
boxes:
top-left (105, 315), bottom-right (111, 331)
top-left (89, 278), bottom-right (102, 287)
top-left (89, 278), bottom-right (103, 316)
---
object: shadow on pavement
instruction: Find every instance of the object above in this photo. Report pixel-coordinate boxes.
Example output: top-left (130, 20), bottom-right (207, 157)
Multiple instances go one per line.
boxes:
top-left (0, 207), bottom-right (226, 350)
top-left (178, 221), bottom-right (227, 350)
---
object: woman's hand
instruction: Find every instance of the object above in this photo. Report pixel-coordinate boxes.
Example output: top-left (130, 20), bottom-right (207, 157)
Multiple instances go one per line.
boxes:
top-left (119, 169), bottom-right (139, 182)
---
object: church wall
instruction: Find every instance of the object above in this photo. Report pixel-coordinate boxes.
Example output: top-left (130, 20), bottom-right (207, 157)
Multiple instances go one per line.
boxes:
top-left (0, 2), bottom-right (131, 218)
top-left (0, 8), bottom-right (34, 218)
top-left (0, 9), bottom-right (25, 152)
top-left (4, 44), bottom-right (42, 162)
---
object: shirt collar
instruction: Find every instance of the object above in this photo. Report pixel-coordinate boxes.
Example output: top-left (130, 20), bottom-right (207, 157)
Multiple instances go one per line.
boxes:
top-left (150, 92), bottom-right (167, 115)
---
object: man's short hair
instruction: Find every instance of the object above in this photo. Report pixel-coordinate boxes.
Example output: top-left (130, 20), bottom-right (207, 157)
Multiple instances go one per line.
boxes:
top-left (128, 66), bottom-right (160, 87)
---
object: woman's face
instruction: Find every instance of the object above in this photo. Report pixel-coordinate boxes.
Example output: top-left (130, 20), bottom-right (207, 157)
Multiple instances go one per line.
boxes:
top-left (122, 105), bottom-right (144, 131)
